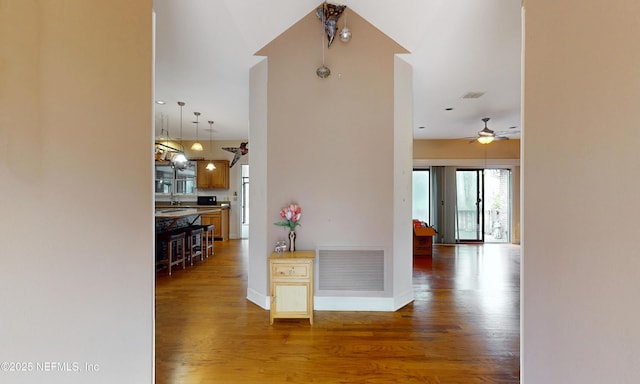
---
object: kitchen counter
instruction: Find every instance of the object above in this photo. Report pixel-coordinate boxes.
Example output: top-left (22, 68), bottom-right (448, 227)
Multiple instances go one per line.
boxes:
top-left (155, 203), bottom-right (230, 210)
top-left (155, 207), bottom-right (222, 218)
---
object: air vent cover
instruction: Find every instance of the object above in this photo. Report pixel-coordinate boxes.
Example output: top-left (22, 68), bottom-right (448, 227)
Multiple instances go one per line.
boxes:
top-left (317, 248), bottom-right (384, 292)
top-left (462, 92), bottom-right (485, 99)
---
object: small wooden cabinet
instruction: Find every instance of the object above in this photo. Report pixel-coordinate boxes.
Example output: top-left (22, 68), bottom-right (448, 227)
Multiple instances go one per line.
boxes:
top-left (200, 209), bottom-right (229, 241)
top-left (196, 160), bottom-right (229, 190)
top-left (269, 250), bottom-right (315, 325)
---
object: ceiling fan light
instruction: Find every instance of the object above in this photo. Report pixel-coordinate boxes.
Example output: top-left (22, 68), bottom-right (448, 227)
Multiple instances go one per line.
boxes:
top-left (477, 136), bottom-right (494, 144)
top-left (191, 142), bottom-right (204, 151)
top-left (206, 162), bottom-right (216, 171)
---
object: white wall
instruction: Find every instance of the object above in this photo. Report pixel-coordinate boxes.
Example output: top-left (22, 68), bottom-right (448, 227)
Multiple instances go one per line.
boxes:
top-left (522, 1), bottom-right (640, 382)
top-left (247, 59), bottom-right (270, 307)
top-left (250, 10), bottom-right (410, 310)
top-left (0, 2), bottom-right (153, 383)
top-left (393, 56), bottom-right (415, 308)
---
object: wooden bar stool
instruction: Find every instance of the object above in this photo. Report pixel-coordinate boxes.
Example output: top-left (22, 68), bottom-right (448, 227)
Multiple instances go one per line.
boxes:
top-left (200, 224), bottom-right (214, 259)
top-left (185, 226), bottom-right (204, 266)
top-left (157, 230), bottom-right (186, 276)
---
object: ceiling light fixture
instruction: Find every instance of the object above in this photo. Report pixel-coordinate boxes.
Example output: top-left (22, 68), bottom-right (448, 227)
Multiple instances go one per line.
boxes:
top-left (339, 7), bottom-right (351, 42)
top-left (477, 117), bottom-right (495, 144)
top-left (206, 120), bottom-right (216, 171)
top-left (477, 136), bottom-right (495, 144)
top-left (316, 4), bottom-right (331, 78)
top-left (191, 111), bottom-right (204, 151)
top-left (173, 101), bottom-right (189, 169)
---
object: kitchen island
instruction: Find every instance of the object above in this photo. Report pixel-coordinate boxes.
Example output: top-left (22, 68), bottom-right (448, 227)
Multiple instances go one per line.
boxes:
top-left (155, 206), bottom-right (228, 273)
top-left (155, 204), bottom-right (230, 241)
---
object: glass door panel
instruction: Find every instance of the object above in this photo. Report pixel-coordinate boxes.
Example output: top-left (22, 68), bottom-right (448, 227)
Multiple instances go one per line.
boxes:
top-left (483, 169), bottom-right (511, 243)
top-left (412, 169), bottom-right (430, 224)
top-left (456, 169), bottom-right (484, 242)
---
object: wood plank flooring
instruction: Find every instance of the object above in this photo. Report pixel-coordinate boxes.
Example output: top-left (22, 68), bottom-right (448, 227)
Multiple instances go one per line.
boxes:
top-left (155, 241), bottom-right (520, 383)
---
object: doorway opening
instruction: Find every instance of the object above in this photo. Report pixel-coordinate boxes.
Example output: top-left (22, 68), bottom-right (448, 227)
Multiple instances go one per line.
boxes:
top-left (240, 164), bottom-right (249, 239)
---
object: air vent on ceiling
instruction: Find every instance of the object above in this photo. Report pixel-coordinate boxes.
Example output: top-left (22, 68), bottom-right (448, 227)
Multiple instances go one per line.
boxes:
top-left (462, 92), bottom-right (485, 99)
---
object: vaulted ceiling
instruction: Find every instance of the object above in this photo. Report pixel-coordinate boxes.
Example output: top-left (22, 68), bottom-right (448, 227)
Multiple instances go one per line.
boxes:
top-left (153, 0), bottom-right (521, 141)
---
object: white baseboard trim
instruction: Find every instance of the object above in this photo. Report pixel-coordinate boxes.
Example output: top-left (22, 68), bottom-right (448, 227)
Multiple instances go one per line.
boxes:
top-left (315, 296), bottom-right (404, 312)
top-left (248, 291), bottom-right (416, 312)
top-left (393, 288), bottom-right (415, 310)
top-left (246, 288), bottom-right (269, 310)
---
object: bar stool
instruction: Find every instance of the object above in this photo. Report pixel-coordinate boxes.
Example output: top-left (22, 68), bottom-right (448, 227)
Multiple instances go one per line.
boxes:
top-left (157, 230), bottom-right (186, 276)
top-left (200, 224), bottom-right (214, 259)
top-left (185, 226), bottom-right (204, 266)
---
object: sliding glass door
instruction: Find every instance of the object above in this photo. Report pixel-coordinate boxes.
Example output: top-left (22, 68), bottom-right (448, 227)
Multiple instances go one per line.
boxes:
top-left (456, 169), bottom-right (484, 242)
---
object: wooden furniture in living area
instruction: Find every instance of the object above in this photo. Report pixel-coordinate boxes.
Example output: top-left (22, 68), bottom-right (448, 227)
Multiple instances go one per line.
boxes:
top-left (269, 250), bottom-right (315, 325)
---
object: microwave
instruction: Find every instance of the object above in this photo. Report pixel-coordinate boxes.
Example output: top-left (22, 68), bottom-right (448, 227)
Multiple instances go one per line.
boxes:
top-left (197, 196), bottom-right (217, 205)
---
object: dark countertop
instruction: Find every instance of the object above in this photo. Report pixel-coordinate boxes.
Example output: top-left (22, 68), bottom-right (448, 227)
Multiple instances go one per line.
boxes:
top-left (155, 207), bottom-right (222, 218)
top-left (155, 203), bottom-right (230, 209)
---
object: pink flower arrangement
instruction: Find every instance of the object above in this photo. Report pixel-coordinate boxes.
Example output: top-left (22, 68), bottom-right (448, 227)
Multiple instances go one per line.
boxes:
top-left (274, 203), bottom-right (302, 231)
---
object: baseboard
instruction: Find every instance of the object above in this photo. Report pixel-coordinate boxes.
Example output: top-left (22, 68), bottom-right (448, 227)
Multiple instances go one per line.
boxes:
top-left (246, 288), bottom-right (269, 310)
top-left (314, 296), bottom-right (398, 311)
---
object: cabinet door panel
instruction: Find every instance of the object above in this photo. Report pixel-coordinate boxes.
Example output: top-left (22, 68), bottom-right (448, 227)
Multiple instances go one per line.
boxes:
top-left (274, 285), bottom-right (308, 312)
top-left (197, 160), bottom-right (229, 189)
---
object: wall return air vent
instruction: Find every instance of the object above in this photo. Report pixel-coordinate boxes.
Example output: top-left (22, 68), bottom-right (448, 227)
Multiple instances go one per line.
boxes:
top-left (317, 248), bottom-right (384, 293)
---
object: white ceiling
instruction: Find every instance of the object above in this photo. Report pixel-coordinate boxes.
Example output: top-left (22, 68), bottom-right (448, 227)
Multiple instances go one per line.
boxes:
top-left (153, 0), bottom-right (522, 141)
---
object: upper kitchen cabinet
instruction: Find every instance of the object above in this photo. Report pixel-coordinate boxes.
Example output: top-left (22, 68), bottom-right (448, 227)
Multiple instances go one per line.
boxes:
top-left (197, 160), bottom-right (229, 190)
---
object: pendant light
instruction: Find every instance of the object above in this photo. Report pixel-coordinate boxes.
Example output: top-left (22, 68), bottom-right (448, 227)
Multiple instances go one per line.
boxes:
top-left (206, 120), bottom-right (216, 171)
top-left (339, 7), bottom-right (351, 42)
top-left (173, 101), bottom-right (189, 169)
top-left (316, 7), bottom-right (331, 78)
top-left (191, 111), bottom-right (204, 151)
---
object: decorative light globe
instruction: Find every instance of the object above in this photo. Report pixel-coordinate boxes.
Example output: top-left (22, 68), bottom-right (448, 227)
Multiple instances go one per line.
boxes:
top-left (316, 65), bottom-right (331, 78)
top-left (339, 27), bottom-right (351, 42)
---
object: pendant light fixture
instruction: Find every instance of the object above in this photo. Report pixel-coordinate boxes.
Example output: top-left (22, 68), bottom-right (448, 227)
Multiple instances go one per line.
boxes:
top-left (191, 111), bottom-right (204, 151)
top-left (316, 7), bottom-right (331, 78)
top-left (173, 101), bottom-right (189, 169)
top-left (339, 7), bottom-right (351, 42)
top-left (206, 120), bottom-right (216, 171)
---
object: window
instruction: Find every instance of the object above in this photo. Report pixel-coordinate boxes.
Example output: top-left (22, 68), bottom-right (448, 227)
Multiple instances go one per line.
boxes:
top-left (412, 169), bottom-right (430, 224)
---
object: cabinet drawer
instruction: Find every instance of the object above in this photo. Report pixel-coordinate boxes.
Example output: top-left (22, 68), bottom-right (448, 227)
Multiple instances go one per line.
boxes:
top-left (273, 264), bottom-right (310, 278)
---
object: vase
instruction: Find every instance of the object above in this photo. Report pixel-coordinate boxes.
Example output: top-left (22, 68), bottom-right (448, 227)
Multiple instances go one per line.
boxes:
top-left (288, 231), bottom-right (296, 253)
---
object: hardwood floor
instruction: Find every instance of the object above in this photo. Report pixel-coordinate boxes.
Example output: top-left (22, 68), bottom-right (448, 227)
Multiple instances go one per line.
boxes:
top-left (155, 240), bottom-right (520, 383)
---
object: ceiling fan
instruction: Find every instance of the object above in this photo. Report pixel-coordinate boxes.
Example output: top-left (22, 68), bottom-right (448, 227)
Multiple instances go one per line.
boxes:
top-left (470, 117), bottom-right (518, 144)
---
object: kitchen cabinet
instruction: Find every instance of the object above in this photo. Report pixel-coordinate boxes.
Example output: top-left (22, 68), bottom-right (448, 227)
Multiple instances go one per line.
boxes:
top-left (269, 251), bottom-right (315, 325)
top-left (200, 209), bottom-right (229, 241)
top-left (196, 160), bottom-right (229, 189)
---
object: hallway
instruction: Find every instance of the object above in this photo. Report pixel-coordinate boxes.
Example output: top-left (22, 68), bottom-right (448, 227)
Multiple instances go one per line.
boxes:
top-left (155, 241), bottom-right (520, 383)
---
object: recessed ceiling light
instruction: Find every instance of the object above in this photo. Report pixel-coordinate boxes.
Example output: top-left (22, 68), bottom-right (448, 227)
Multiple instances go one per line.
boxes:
top-left (418, 126), bottom-right (425, 129)
top-left (509, 126), bottom-right (517, 129)
top-left (156, 100), bottom-right (166, 105)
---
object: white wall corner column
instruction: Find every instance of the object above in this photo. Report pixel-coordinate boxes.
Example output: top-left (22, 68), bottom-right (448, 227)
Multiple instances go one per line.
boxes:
top-left (392, 56), bottom-right (415, 310)
top-left (247, 58), bottom-right (270, 309)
